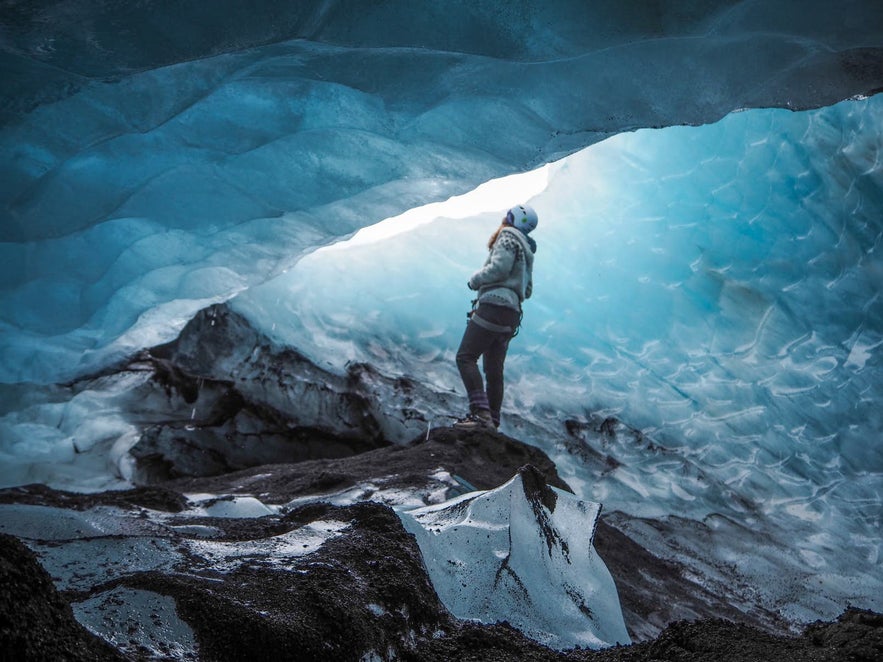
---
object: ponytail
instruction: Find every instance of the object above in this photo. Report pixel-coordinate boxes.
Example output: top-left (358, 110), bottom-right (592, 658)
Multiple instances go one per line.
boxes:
top-left (487, 221), bottom-right (507, 250)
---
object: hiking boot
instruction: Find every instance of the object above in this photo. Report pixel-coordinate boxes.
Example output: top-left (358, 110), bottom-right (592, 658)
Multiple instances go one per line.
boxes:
top-left (453, 411), bottom-right (495, 430)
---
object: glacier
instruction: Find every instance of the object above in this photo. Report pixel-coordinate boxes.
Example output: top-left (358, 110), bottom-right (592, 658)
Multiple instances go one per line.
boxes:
top-left (2, 0), bottom-right (883, 655)
top-left (400, 465), bottom-right (630, 650)
top-left (234, 93), bottom-right (883, 626)
top-left (3, 0), bottom-right (883, 384)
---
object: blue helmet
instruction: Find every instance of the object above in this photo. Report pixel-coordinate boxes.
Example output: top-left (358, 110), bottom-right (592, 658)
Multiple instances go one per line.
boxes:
top-left (506, 204), bottom-right (538, 233)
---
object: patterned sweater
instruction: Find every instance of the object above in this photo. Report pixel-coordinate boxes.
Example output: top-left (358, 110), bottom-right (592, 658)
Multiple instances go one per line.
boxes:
top-left (467, 227), bottom-right (536, 311)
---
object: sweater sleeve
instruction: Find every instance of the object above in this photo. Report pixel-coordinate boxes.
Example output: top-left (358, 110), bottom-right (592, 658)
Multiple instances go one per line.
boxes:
top-left (468, 234), bottom-right (518, 290)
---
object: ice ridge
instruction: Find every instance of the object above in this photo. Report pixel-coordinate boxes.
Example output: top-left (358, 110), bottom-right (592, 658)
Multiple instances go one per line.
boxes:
top-left (399, 464), bottom-right (630, 650)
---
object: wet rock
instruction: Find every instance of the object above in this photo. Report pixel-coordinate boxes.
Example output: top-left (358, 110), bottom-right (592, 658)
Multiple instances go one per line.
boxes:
top-left (127, 304), bottom-right (471, 481)
top-left (0, 533), bottom-right (125, 661)
top-left (161, 425), bottom-right (571, 506)
top-left (118, 502), bottom-right (450, 661)
top-left (1, 425), bottom-right (880, 661)
top-left (0, 483), bottom-right (188, 513)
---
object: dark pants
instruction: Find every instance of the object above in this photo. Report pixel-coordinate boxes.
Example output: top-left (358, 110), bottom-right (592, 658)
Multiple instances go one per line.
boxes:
top-left (456, 303), bottom-right (520, 426)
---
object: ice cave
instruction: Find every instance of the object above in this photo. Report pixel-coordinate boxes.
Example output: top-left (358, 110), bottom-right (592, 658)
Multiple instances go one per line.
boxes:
top-left (1, 1), bottom-right (882, 659)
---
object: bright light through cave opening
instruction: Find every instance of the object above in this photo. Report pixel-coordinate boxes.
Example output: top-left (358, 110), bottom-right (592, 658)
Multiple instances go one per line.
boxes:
top-left (321, 163), bottom-right (554, 252)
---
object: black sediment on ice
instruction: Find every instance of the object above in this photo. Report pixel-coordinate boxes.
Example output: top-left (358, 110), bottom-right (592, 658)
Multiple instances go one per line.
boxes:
top-left (2, 425), bottom-right (881, 661)
top-left (2, 306), bottom-right (881, 660)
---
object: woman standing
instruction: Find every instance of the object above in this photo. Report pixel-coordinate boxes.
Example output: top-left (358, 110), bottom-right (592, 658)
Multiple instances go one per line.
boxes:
top-left (454, 204), bottom-right (538, 430)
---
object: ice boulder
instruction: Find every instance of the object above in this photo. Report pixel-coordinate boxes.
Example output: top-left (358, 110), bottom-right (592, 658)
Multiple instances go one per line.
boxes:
top-left (398, 464), bottom-right (629, 650)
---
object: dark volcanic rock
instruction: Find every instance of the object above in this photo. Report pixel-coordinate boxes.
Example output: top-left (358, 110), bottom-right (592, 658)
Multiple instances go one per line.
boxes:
top-left (398, 609), bottom-right (883, 662)
top-left (0, 533), bottom-right (125, 662)
top-left (2, 425), bottom-right (881, 661)
top-left (592, 518), bottom-right (769, 641)
top-left (573, 610), bottom-right (883, 662)
top-left (164, 427), bottom-right (785, 643)
top-left (0, 482), bottom-right (188, 512)
top-left (122, 502), bottom-right (451, 661)
top-left (164, 425), bottom-right (573, 505)
top-left (131, 416), bottom-right (388, 482)
top-left (126, 304), bottom-right (467, 482)
top-left (803, 609), bottom-right (883, 661)
top-left (4, 511), bottom-right (880, 662)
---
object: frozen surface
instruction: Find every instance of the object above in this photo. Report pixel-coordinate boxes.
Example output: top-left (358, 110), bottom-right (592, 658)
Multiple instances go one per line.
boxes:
top-left (73, 587), bottom-right (199, 661)
top-left (234, 95), bottom-right (883, 622)
top-left (0, 497), bottom-right (356, 657)
top-left (1, 0), bottom-right (882, 637)
top-left (399, 470), bottom-right (629, 650)
top-left (0, 501), bottom-right (350, 585)
top-left (2, 1), bottom-right (882, 383)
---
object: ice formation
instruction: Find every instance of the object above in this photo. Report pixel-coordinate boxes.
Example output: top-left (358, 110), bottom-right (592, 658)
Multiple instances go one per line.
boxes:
top-left (1, 0), bottom-right (883, 645)
top-left (237, 94), bottom-right (883, 546)
top-left (2, 0), bottom-right (883, 383)
top-left (400, 466), bottom-right (630, 650)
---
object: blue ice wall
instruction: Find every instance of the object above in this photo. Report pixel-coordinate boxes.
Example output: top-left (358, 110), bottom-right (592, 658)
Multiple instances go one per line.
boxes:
top-left (2, 1), bottom-right (882, 383)
top-left (234, 96), bottom-right (883, 582)
top-left (1, 1), bottom-right (881, 622)
top-left (240, 97), bottom-right (883, 469)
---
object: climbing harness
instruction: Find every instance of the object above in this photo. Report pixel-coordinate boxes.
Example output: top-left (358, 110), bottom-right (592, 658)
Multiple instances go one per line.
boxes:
top-left (467, 299), bottom-right (522, 338)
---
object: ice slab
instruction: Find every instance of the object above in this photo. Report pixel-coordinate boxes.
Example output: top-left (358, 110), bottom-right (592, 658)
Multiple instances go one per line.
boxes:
top-left (399, 467), bottom-right (630, 650)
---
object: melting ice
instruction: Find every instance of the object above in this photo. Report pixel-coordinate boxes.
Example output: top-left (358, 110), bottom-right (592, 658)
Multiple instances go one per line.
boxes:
top-left (231, 95), bottom-right (883, 621)
top-left (1, 94), bottom-right (882, 628)
top-left (400, 468), bottom-right (630, 650)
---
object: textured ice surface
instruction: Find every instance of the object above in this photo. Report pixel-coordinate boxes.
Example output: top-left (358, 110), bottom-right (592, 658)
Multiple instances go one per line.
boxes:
top-left (0, 372), bottom-right (149, 491)
top-left (234, 95), bottom-right (883, 622)
top-left (1, 98), bottom-right (881, 626)
top-left (1, 1), bottom-right (883, 635)
top-left (399, 470), bottom-right (629, 650)
top-left (2, 2), bottom-right (882, 383)
top-left (73, 587), bottom-right (199, 661)
top-left (239, 97), bottom-right (883, 511)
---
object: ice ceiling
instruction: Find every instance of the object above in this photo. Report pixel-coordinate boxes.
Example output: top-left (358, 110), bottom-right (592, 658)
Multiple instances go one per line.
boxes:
top-left (2, 0), bottom-right (883, 382)
top-left (1, 0), bottom-right (883, 624)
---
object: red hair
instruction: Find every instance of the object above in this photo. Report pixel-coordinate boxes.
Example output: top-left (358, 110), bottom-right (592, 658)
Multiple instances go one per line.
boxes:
top-left (487, 220), bottom-right (507, 249)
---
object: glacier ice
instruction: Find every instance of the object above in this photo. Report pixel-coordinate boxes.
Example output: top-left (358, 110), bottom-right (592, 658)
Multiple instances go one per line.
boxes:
top-left (230, 94), bottom-right (883, 623)
top-left (1, 93), bottom-right (882, 630)
top-left (399, 466), bottom-right (630, 650)
top-left (237, 96), bottom-right (883, 523)
top-left (1, 0), bottom-right (883, 643)
top-left (2, 1), bottom-right (883, 383)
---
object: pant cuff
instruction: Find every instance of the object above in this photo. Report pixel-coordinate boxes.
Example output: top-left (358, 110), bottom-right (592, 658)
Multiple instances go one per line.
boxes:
top-left (467, 390), bottom-right (490, 412)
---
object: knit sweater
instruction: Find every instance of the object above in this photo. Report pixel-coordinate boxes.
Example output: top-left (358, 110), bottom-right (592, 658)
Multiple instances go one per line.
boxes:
top-left (467, 227), bottom-right (536, 311)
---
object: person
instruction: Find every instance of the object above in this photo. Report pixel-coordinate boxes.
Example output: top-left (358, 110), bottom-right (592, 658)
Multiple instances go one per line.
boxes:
top-left (454, 204), bottom-right (538, 430)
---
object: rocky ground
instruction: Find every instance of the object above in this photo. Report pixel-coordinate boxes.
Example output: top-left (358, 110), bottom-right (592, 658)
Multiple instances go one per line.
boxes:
top-left (1, 305), bottom-right (880, 660)
top-left (2, 426), bottom-right (881, 661)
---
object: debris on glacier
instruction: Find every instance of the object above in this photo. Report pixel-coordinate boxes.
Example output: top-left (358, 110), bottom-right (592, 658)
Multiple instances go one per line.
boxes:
top-left (2, 426), bottom-right (882, 661)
